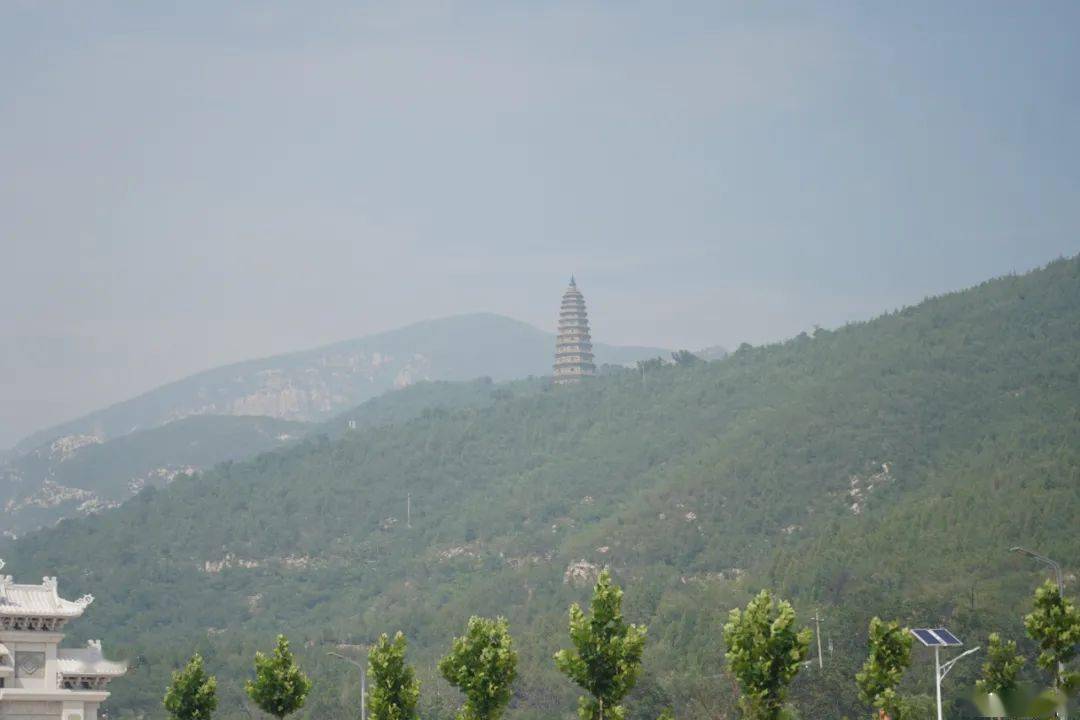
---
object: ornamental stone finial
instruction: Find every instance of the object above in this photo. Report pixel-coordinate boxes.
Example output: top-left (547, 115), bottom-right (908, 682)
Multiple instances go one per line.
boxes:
top-left (75, 594), bottom-right (95, 609)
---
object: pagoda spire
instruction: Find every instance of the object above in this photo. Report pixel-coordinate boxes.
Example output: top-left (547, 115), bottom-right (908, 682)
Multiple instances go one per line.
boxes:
top-left (553, 277), bottom-right (596, 384)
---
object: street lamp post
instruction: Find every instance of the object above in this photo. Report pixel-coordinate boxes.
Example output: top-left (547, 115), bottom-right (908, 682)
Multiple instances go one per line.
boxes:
top-left (1010, 546), bottom-right (1067, 720)
top-left (328, 651), bottom-right (367, 720)
top-left (934, 646), bottom-right (980, 720)
top-left (1011, 546), bottom-right (1065, 596)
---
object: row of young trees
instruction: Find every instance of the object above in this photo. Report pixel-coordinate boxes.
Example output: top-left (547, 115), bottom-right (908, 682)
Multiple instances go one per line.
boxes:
top-left (161, 574), bottom-right (1078, 720)
top-left (163, 636), bottom-right (312, 720)
top-left (161, 570), bottom-right (642, 720)
top-left (366, 570), bottom-right (645, 720)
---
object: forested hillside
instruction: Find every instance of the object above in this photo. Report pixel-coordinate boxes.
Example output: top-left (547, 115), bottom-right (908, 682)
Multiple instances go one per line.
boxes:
top-left (3, 258), bottom-right (1078, 720)
top-left (1, 378), bottom-right (538, 535)
top-left (321, 377), bottom-right (545, 439)
top-left (0, 377), bottom-right (540, 535)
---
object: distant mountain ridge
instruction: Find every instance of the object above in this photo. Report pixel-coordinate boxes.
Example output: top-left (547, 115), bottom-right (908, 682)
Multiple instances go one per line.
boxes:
top-left (10, 313), bottom-right (668, 455)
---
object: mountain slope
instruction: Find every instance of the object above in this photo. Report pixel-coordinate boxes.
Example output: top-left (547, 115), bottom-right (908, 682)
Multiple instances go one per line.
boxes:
top-left (2, 258), bottom-right (1078, 720)
top-left (321, 376), bottom-right (545, 437)
top-left (11, 314), bottom-right (667, 455)
top-left (1, 377), bottom-right (543, 536)
top-left (0, 415), bottom-right (306, 536)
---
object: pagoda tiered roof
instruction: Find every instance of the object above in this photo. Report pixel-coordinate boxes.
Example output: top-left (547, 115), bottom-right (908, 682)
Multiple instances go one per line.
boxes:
top-left (554, 276), bottom-right (596, 383)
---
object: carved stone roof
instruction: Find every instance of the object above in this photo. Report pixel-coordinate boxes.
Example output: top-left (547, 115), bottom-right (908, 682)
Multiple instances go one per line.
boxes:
top-left (0, 576), bottom-right (93, 618)
top-left (57, 641), bottom-right (127, 676)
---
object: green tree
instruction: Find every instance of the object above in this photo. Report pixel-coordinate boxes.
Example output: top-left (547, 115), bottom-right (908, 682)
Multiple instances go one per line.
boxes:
top-left (671, 350), bottom-right (700, 367)
top-left (1024, 580), bottom-right (1080, 691)
top-left (895, 694), bottom-right (935, 720)
top-left (722, 589), bottom-right (811, 720)
top-left (368, 632), bottom-right (421, 720)
top-left (555, 569), bottom-right (648, 720)
top-left (636, 357), bottom-right (666, 373)
top-left (855, 618), bottom-right (912, 720)
top-left (439, 616), bottom-right (518, 720)
top-left (975, 633), bottom-right (1026, 696)
top-left (163, 653), bottom-right (218, 720)
top-left (245, 635), bottom-right (311, 720)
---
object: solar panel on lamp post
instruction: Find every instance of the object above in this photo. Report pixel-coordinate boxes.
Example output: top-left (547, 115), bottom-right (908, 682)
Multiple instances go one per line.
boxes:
top-left (910, 628), bottom-right (979, 720)
top-left (328, 651), bottom-right (367, 720)
top-left (1010, 546), bottom-right (1068, 720)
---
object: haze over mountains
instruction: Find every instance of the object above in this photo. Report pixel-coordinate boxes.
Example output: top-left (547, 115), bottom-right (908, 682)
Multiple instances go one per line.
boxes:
top-left (9, 313), bottom-right (668, 454)
top-left (6, 5), bottom-right (1080, 720)
top-left (3, 257), bottom-right (1077, 719)
top-left (0, 379), bottom-right (536, 537)
top-left (1, 314), bottom-right (667, 534)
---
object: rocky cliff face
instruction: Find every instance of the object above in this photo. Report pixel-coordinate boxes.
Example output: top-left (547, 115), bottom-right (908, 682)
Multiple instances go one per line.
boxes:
top-left (173, 351), bottom-right (434, 422)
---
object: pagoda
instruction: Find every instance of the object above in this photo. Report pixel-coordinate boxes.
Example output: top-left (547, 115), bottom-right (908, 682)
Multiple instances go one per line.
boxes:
top-left (0, 560), bottom-right (126, 720)
top-left (553, 276), bottom-right (596, 384)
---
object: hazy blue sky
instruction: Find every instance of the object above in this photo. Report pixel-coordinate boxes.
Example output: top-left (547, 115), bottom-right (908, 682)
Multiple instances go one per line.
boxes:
top-left (3, 1), bottom-right (1079, 448)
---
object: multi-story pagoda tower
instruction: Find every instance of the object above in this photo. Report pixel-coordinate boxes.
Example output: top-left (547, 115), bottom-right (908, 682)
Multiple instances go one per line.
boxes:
top-left (553, 276), bottom-right (596, 384)
top-left (0, 560), bottom-right (126, 720)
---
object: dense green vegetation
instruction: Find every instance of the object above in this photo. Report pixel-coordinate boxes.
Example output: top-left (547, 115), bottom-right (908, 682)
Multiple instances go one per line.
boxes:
top-left (2, 257), bottom-right (1078, 719)
top-left (321, 378), bottom-right (545, 439)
